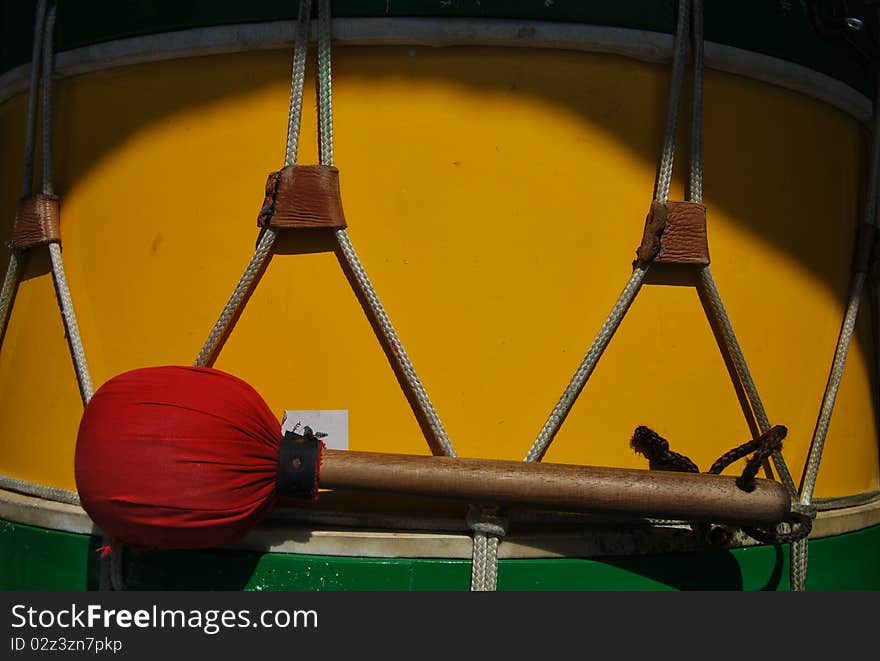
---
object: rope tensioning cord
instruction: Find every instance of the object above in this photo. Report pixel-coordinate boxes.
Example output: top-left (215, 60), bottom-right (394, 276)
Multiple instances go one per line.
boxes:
top-left (0, 0), bottom-right (123, 590)
top-left (186, 0), bottom-right (498, 590)
top-left (789, 63), bottom-right (880, 591)
top-left (193, 0), bottom-right (455, 460)
top-left (191, 0), bottom-right (507, 592)
top-left (516, 0), bottom-right (804, 586)
top-left (475, 0), bottom-right (695, 593)
top-left (525, 0), bottom-right (796, 494)
top-left (185, 0), bottom-right (493, 590)
top-left (0, 0), bottom-right (871, 592)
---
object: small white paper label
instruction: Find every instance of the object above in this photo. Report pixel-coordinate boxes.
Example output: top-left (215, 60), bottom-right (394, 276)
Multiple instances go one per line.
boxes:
top-left (281, 410), bottom-right (349, 451)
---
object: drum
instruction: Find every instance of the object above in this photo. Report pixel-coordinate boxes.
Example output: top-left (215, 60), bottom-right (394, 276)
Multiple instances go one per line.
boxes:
top-left (1, 0), bottom-right (878, 590)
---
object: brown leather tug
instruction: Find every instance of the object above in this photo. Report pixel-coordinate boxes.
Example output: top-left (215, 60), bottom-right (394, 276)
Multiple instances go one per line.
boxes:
top-left (8, 194), bottom-right (61, 250)
top-left (634, 200), bottom-right (709, 267)
top-left (257, 164), bottom-right (347, 230)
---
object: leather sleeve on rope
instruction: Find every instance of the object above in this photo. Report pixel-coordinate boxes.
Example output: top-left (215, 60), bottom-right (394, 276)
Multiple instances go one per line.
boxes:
top-left (852, 222), bottom-right (877, 275)
top-left (635, 201), bottom-right (668, 266)
top-left (8, 194), bottom-right (61, 250)
top-left (276, 430), bottom-right (324, 499)
top-left (634, 201), bottom-right (710, 267)
top-left (257, 164), bottom-right (347, 230)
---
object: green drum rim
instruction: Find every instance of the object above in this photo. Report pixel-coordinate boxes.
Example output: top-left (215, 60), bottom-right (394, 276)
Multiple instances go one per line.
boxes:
top-left (0, 1), bottom-right (874, 95)
top-left (3, 517), bottom-right (880, 590)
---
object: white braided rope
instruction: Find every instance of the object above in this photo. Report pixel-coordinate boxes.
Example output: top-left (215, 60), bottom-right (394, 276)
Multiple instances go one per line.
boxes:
top-left (0, 3), bottom-right (93, 424)
top-left (194, 0), bottom-right (311, 368)
top-left (791, 539), bottom-right (808, 591)
top-left (525, 266), bottom-right (648, 462)
top-left (799, 68), bottom-right (880, 507)
top-left (800, 272), bottom-right (869, 506)
top-left (470, 534), bottom-right (500, 591)
top-left (655, 0), bottom-right (690, 205)
top-left (686, 0), bottom-right (797, 498)
top-left (48, 243), bottom-right (94, 403)
top-left (0, 472), bottom-right (80, 505)
top-left (0, 0), bottom-right (46, 350)
top-left (789, 73), bottom-right (880, 591)
top-left (194, 228), bottom-right (277, 367)
top-left (317, 0), bottom-right (334, 167)
top-left (327, 0), bottom-right (466, 577)
top-left (696, 268), bottom-right (797, 495)
top-left (36, 3), bottom-right (94, 405)
top-left (0, 253), bottom-right (23, 347)
top-left (688, 0), bottom-right (703, 205)
top-left (315, 0), bottom-right (455, 456)
top-left (284, 0), bottom-right (311, 167)
top-left (47, 1), bottom-right (109, 588)
top-left (333, 233), bottom-right (456, 456)
top-left (525, 2), bottom-right (693, 462)
top-left (686, 1), bottom-right (800, 509)
top-left (526, 3), bottom-right (799, 599)
top-left (23, 1), bottom-right (105, 587)
top-left (467, 505), bottom-right (507, 591)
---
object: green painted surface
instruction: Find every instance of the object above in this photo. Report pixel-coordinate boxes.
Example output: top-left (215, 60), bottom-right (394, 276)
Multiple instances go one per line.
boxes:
top-left (2, 518), bottom-right (879, 590)
top-left (0, 1), bottom-right (873, 96)
top-left (0, 520), bottom-right (101, 590)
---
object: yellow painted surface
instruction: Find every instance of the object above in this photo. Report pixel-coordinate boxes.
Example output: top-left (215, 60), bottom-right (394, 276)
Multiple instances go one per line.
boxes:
top-left (0, 46), bottom-right (876, 499)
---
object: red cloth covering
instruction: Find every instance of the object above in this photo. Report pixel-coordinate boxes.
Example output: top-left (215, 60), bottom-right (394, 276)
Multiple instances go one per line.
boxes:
top-left (75, 366), bottom-right (282, 549)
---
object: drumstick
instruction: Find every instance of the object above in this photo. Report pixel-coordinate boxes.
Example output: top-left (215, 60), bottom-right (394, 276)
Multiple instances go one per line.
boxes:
top-left (314, 448), bottom-right (790, 527)
top-left (76, 366), bottom-right (792, 550)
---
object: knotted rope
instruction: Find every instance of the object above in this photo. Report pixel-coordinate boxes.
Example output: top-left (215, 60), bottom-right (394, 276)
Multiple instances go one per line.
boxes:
top-left (467, 505), bottom-right (509, 592)
top-left (630, 425), bottom-right (812, 545)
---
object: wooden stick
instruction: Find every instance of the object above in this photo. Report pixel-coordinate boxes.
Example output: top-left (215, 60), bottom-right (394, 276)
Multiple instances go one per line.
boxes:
top-left (318, 450), bottom-right (791, 526)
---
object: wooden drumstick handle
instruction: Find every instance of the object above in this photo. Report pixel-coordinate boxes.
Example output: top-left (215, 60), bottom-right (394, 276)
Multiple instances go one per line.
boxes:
top-left (316, 450), bottom-right (791, 526)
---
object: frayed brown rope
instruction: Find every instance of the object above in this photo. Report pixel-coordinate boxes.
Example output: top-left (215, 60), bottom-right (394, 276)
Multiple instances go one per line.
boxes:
top-left (631, 425), bottom-right (810, 544)
top-left (707, 425), bottom-right (787, 492)
top-left (630, 426), bottom-right (700, 474)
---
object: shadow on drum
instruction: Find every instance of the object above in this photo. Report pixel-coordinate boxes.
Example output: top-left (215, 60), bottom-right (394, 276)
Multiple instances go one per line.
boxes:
top-left (2, 44), bottom-right (874, 479)
top-left (32, 46), bottom-right (863, 300)
top-left (14, 248), bottom-right (51, 282)
top-left (271, 228), bottom-right (338, 256)
top-left (596, 544), bottom-right (785, 591)
top-left (112, 547), bottom-right (264, 591)
top-left (0, 249), bottom-right (51, 349)
top-left (29, 47), bottom-right (863, 316)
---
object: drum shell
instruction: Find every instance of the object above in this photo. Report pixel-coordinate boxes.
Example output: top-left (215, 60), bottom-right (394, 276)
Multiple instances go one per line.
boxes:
top-left (0, 44), bottom-right (876, 502)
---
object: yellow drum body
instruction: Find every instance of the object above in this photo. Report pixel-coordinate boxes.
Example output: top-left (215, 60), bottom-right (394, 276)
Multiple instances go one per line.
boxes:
top-left (0, 44), bottom-right (876, 501)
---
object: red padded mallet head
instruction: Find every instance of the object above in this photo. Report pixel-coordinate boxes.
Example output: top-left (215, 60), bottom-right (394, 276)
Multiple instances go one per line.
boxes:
top-left (75, 366), bottom-right (321, 549)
